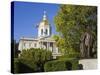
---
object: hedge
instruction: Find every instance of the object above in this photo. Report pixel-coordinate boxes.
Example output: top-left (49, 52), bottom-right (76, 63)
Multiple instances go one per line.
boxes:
top-left (44, 59), bottom-right (78, 72)
top-left (57, 52), bottom-right (80, 59)
top-left (14, 58), bottom-right (19, 73)
top-left (19, 59), bottom-right (38, 73)
top-left (13, 48), bottom-right (53, 73)
top-left (14, 58), bottom-right (38, 73)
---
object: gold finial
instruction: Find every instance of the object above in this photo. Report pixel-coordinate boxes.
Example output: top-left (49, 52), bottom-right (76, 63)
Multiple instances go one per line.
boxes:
top-left (43, 10), bottom-right (47, 20)
top-left (44, 10), bottom-right (46, 15)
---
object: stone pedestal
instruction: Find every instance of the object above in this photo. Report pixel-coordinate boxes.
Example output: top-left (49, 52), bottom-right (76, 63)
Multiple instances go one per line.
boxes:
top-left (79, 59), bottom-right (97, 70)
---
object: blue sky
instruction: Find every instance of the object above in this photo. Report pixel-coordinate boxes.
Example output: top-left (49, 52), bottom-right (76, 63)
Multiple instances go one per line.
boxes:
top-left (13, 1), bottom-right (60, 42)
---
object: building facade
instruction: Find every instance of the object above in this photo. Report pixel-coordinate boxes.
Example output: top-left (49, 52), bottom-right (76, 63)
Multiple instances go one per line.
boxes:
top-left (18, 11), bottom-right (61, 59)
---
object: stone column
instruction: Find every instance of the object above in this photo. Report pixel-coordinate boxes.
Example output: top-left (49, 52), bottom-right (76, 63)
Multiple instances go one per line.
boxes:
top-left (39, 42), bottom-right (41, 49)
top-left (47, 42), bottom-right (49, 50)
top-left (42, 41), bottom-right (43, 49)
top-left (53, 43), bottom-right (58, 54)
top-left (52, 43), bottom-right (55, 53)
top-left (39, 41), bottom-right (41, 49)
top-left (41, 41), bottom-right (43, 49)
top-left (48, 42), bottom-right (50, 51)
top-left (52, 43), bottom-right (53, 52)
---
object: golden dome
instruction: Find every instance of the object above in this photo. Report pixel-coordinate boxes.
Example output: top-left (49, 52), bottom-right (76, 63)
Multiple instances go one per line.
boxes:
top-left (39, 11), bottom-right (49, 27)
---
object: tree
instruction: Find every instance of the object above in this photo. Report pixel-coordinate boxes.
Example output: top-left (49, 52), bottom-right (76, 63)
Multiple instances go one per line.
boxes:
top-left (53, 35), bottom-right (66, 54)
top-left (19, 48), bottom-right (52, 72)
top-left (54, 5), bottom-right (97, 57)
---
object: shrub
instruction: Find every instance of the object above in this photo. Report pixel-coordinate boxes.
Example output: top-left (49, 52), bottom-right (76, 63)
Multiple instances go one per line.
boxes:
top-left (14, 48), bottom-right (53, 73)
top-left (44, 58), bottom-right (78, 72)
top-left (14, 58), bottom-right (38, 73)
top-left (14, 58), bottom-right (19, 73)
top-left (19, 59), bottom-right (38, 73)
top-left (19, 48), bottom-right (52, 71)
top-left (59, 52), bottom-right (80, 59)
top-left (44, 60), bottom-right (66, 72)
top-left (19, 48), bottom-right (52, 64)
top-left (78, 64), bottom-right (83, 70)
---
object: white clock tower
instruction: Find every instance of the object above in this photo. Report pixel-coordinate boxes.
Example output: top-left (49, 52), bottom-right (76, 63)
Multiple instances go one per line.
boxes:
top-left (38, 11), bottom-right (51, 38)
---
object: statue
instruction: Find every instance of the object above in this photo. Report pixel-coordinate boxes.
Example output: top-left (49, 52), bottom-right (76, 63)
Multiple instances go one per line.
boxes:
top-left (80, 26), bottom-right (93, 58)
top-left (80, 34), bottom-right (85, 58)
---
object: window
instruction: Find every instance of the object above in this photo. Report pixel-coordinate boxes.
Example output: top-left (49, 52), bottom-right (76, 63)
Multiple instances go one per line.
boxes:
top-left (23, 42), bottom-right (26, 49)
top-left (41, 29), bottom-right (43, 35)
top-left (45, 29), bottom-right (48, 35)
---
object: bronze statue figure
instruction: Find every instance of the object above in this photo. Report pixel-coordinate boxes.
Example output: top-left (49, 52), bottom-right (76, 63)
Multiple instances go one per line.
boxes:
top-left (80, 26), bottom-right (93, 58)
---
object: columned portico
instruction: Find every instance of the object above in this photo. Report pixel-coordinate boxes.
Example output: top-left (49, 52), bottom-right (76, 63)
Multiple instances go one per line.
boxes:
top-left (47, 42), bottom-right (49, 50)
top-left (38, 39), bottom-right (57, 54)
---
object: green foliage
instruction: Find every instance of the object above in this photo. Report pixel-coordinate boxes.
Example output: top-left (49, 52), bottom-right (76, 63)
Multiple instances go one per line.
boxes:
top-left (53, 34), bottom-right (80, 58)
top-left (54, 5), bottom-right (97, 57)
top-left (58, 52), bottom-right (80, 59)
top-left (44, 60), bottom-right (66, 71)
top-left (53, 35), bottom-right (67, 54)
top-left (14, 58), bottom-right (38, 73)
top-left (14, 58), bottom-right (19, 73)
top-left (19, 59), bottom-right (38, 72)
top-left (19, 48), bottom-right (52, 64)
top-left (14, 48), bottom-right (52, 73)
top-left (44, 59), bottom-right (78, 72)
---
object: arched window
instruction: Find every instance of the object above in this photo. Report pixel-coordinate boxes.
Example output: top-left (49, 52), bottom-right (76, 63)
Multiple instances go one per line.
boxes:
top-left (45, 29), bottom-right (48, 35)
top-left (41, 29), bottom-right (43, 35)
